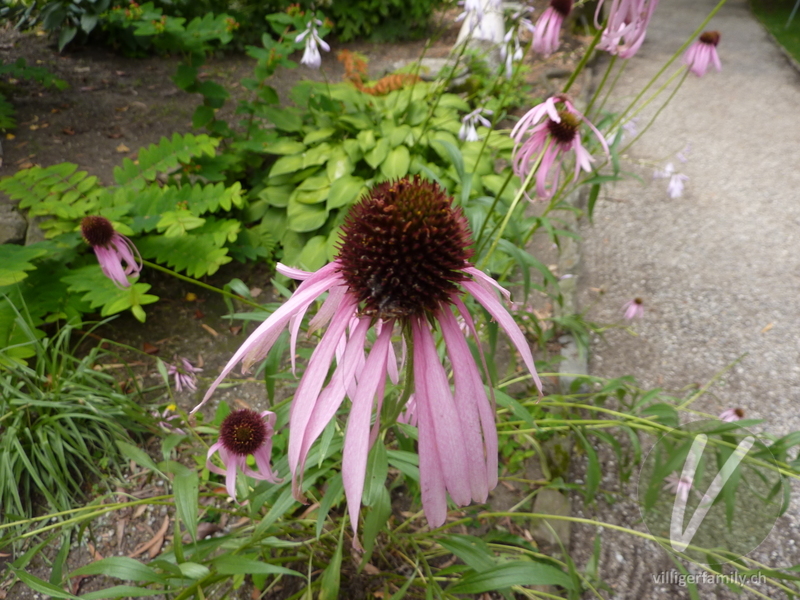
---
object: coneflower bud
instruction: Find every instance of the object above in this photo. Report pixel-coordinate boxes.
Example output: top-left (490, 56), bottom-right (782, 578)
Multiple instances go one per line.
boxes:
top-left (80, 215), bottom-right (142, 288)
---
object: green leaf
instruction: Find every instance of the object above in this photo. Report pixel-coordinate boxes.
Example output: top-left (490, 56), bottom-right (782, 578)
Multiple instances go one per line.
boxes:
top-left (62, 266), bottom-right (158, 319)
top-left (178, 562), bottom-right (210, 579)
top-left (316, 473), bottom-right (344, 539)
top-left (303, 127), bottom-right (336, 145)
top-left (58, 26), bottom-right (77, 52)
top-left (438, 535), bottom-right (495, 572)
top-left (82, 586), bottom-right (162, 599)
top-left (0, 245), bottom-right (48, 286)
top-left (269, 154), bottom-right (304, 177)
top-left (136, 235), bottom-right (232, 278)
top-left (156, 210), bottom-right (206, 236)
top-left (364, 138), bottom-right (390, 169)
top-left (297, 235), bottom-right (328, 272)
top-left (360, 485), bottom-right (391, 567)
top-left (114, 441), bottom-right (164, 477)
top-left (448, 561), bottom-right (575, 594)
top-left (173, 470), bottom-right (199, 542)
top-left (326, 176), bottom-right (365, 211)
top-left (264, 139), bottom-right (306, 155)
top-left (12, 569), bottom-right (79, 600)
top-left (213, 555), bottom-right (301, 577)
top-left (319, 529), bottom-right (343, 600)
top-left (575, 429), bottom-right (600, 501)
top-left (326, 149), bottom-right (354, 181)
top-left (69, 557), bottom-right (167, 583)
top-left (287, 198), bottom-right (328, 233)
top-left (362, 443), bottom-right (388, 507)
top-left (380, 145), bottom-right (410, 179)
top-left (192, 105), bottom-right (215, 128)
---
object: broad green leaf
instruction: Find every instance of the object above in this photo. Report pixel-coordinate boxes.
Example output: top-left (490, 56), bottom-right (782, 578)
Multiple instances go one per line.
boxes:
top-left (326, 176), bottom-right (365, 211)
top-left (264, 139), bottom-right (306, 155)
top-left (360, 485), bottom-right (391, 567)
top-left (303, 142), bottom-right (332, 169)
top-left (326, 149), bottom-right (354, 181)
top-left (270, 154), bottom-right (304, 177)
top-left (258, 185), bottom-right (293, 208)
top-left (297, 235), bottom-right (328, 272)
top-left (438, 535), bottom-right (495, 572)
top-left (319, 530), bottom-right (343, 600)
top-left (365, 138), bottom-right (390, 169)
top-left (303, 128), bottom-right (336, 145)
top-left (316, 473), bottom-right (344, 538)
top-left (174, 470), bottom-right (199, 542)
top-left (115, 441), bottom-right (164, 477)
top-left (380, 146), bottom-right (410, 179)
top-left (178, 562), bottom-right (210, 579)
top-left (287, 199), bottom-right (328, 232)
top-left (12, 569), bottom-right (79, 600)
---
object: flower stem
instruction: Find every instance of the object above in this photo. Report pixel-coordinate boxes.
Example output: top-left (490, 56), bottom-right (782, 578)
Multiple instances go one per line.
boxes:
top-left (608, 0), bottom-right (729, 131)
top-left (479, 141), bottom-right (551, 269)
top-left (583, 54), bottom-right (616, 117)
top-left (142, 260), bottom-right (265, 311)
top-left (386, 325), bottom-right (415, 427)
top-left (561, 24), bottom-right (604, 94)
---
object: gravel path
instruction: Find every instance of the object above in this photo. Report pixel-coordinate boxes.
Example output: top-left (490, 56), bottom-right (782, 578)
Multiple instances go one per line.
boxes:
top-left (572, 0), bottom-right (800, 597)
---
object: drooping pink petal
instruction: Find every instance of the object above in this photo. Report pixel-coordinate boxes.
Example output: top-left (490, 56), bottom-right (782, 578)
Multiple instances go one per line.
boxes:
top-left (191, 267), bottom-right (344, 414)
top-left (342, 323), bottom-right (393, 545)
top-left (438, 306), bottom-right (490, 502)
top-left (413, 316), bottom-right (471, 507)
top-left (462, 280), bottom-right (543, 394)
top-left (288, 295), bottom-right (357, 499)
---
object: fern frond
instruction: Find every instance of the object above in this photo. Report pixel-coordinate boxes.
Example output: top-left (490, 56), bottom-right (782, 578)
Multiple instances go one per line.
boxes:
top-left (137, 234), bottom-right (232, 278)
top-left (62, 265), bottom-right (158, 322)
top-left (113, 133), bottom-right (219, 190)
top-left (0, 244), bottom-right (49, 286)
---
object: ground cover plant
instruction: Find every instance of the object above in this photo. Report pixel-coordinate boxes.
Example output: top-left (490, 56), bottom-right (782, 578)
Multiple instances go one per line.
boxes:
top-left (3, 0), bottom-right (800, 598)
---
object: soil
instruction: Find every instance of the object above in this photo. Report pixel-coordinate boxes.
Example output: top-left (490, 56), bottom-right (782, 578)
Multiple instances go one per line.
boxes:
top-left (0, 9), bottom-right (592, 599)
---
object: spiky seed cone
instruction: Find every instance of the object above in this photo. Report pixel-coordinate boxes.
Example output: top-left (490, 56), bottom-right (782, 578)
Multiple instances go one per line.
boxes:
top-left (547, 110), bottom-right (580, 144)
top-left (700, 31), bottom-right (720, 46)
top-left (337, 176), bottom-right (474, 320)
top-left (81, 216), bottom-right (115, 247)
top-left (220, 409), bottom-right (268, 456)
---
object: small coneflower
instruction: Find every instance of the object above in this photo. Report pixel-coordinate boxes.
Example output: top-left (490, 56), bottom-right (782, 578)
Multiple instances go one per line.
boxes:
top-left (684, 31), bottom-right (721, 77)
top-left (192, 176), bottom-right (542, 543)
top-left (623, 297), bottom-right (644, 320)
top-left (207, 409), bottom-right (281, 502)
top-left (533, 0), bottom-right (572, 57)
top-left (167, 356), bottom-right (203, 392)
top-left (296, 18), bottom-right (330, 69)
top-left (80, 216), bottom-right (142, 288)
top-left (511, 95), bottom-right (609, 200)
top-left (596, 0), bottom-right (659, 59)
top-left (719, 407), bottom-right (745, 422)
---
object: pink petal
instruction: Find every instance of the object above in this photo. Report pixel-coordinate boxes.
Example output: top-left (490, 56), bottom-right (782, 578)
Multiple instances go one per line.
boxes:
top-left (461, 280), bottom-right (543, 395)
top-left (342, 323), bottom-right (393, 545)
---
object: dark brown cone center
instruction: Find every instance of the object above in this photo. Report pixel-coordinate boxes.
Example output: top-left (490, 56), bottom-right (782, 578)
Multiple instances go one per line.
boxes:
top-left (550, 0), bottom-right (572, 17)
top-left (81, 216), bottom-right (115, 247)
top-left (220, 409), bottom-right (268, 456)
top-left (699, 31), bottom-right (720, 46)
top-left (336, 176), bottom-right (474, 320)
top-left (547, 110), bottom-right (580, 144)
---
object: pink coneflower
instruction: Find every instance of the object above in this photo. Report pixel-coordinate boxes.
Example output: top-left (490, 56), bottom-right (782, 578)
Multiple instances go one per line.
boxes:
top-left (511, 95), bottom-right (609, 200)
top-left (533, 0), bottom-right (572, 57)
top-left (595, 0), bottom-right (659, 59)
top-left (192, 176), bottom-right (542, 542)
top-left (459, 107), bottom-right (493, 142)
top-left (664, 471), bottom-right (693, 502)
top-left (80, 216), bottom-right (142, 288)
top-left (684, 31), bottom-right (721, 77)
top-left (296, 18), bottom-right (329, 69)
top-left (206, 409), bottom-right (281, 502)
top-left (719, 407), bottom-right (745, 422)
top-left (167, 356), bottom-right (203, 392)
top-left (622, 297), bottom-right (644, 320)
top-left (155, 404), bottom-right (186, 435)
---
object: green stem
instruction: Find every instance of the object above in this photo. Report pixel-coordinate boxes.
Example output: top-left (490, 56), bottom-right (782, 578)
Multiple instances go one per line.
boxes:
top-left (608, 0), bottom-right (729, 131)
top-left (561, 25), bottom-right (604, 94)
top-left (473, 167), bottom-right (516, 251)
top-left (619, 68), bottom-right (689, 155)
top-left (142, 259), bottom-right (265, 311)
top-left (595, 58), bottom-right (628, 118)
top-left (479, 140), bottom-right (551, 269)
top-left (584, 54), bottom-right (616, 117)
top-left (386, 326), bottom-right (415, 427)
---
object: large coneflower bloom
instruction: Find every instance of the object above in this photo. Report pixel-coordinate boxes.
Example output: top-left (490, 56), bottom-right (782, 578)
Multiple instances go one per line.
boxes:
top-left (207, 409), bottom-right (281, 502)
top-left (511, 95), bottom-right (609, 200)
top-left (192, 176), bottom-right (542, 542)
top-left (684, 31), bottom-right (721, 77)
top-left (80, 216), bottom-right (142, 288)
top-left (595, 0), bottom-right (659, 59)
top-left (533, 0), bottom-right (572, 57)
